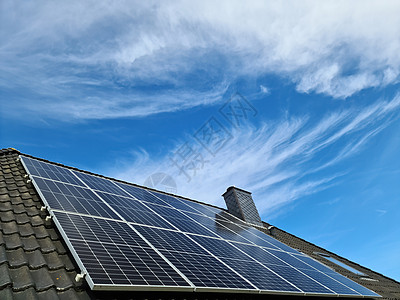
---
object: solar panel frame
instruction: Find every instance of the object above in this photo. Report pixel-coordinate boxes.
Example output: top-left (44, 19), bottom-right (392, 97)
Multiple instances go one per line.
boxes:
top-left (20, 155), bottom-right (381, 297)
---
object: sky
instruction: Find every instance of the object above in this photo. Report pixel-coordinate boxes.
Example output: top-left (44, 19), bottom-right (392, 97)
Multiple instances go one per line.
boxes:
top-left (1, 0), bottom-right (400, 282)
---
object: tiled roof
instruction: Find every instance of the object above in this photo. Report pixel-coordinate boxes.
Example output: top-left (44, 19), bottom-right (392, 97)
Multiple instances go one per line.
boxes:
top-left (0, 148), bottom-right (91, 299)
top-left (1, 147), bottom-right (399, 299)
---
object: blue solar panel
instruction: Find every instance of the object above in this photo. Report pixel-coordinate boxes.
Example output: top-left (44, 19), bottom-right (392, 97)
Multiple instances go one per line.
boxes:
top-left (221, 258), bottom-right (300, 292)
top-left (54, 211), bottom-right (189, 287)
top-left (20, 155), bottom-right (381, 297)
top-left (160, 250), bottom-right (253, 289)
top-left (33, 176), bottom-right (120, 220)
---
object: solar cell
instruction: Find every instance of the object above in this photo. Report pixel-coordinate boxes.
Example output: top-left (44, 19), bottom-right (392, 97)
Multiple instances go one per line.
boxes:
top-left (221, 258), bottom-right (300, 292)
top-left (33, 176), bottom-right (120, 220)
top-left (20, 155), bottom-right (381, 297)
top-left (160, 250), bottom-right (253, 289)
top-left (21, 156), bottom-right (85, 186)
top-left (73, 171), bottom-right (131, 197)
top-left (54, 211), bottom-right (190, 288)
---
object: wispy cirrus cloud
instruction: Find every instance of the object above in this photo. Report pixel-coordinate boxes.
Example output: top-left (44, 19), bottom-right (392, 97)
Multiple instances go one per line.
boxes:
top-left (110, 93), bottom-right (400, 217)
top-left (1, 1), bottom-right (400, 121)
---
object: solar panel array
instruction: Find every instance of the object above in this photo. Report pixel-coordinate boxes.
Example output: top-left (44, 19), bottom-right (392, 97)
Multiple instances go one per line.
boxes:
top-left (20, 155), bottom-right (380, 297)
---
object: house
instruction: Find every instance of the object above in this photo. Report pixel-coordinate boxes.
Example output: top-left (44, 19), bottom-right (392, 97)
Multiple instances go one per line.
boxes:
top-left (0, 148), bottom-right (399, 299)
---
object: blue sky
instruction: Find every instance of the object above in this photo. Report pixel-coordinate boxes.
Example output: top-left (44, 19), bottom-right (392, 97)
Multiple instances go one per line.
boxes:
top-left (1, 1), bottom-right (399, 282)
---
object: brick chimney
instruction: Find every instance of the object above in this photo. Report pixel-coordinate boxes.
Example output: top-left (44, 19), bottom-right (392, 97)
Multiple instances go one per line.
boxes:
top-left (222, 186), bottom-right (262, 226)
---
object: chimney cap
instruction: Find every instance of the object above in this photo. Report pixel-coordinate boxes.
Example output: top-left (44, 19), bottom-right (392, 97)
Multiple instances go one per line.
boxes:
top-left (222, 186), bottom-right (252, 197)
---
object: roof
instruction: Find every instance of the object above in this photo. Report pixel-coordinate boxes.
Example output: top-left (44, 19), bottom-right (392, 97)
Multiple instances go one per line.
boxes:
top-left (0, 147), bottom-right (399, 299)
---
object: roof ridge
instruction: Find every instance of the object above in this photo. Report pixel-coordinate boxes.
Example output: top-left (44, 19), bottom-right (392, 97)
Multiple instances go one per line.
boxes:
top-left (0, 148), bottom-right (20, 156)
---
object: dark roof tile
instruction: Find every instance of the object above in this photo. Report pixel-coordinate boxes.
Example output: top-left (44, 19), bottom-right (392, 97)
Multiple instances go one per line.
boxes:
top-left (2, 221), bottom-right (18, 235)
top-left (9, 265), bottom-right (34, 291)
top-left (0, 188), bottom-right (7, 196)
top-left (21, 236), bottom-right (41, 252)
top-left (0, 286), bottom-right (13, 300)
top-left (10, 196), bottom-right (23, 205)
top-left (18, 223), bottom-right (35, 237)
top-left (31, 215), bottom-right (45, 227)
top-left (50, 269), bottom-right (74, 291)
top-left (0, 202), bottom-right (12, 212)
top-left (59, 288), bottom-right (92, 300)
top-left (47, 228), bottom-right (59, 241)
top-left (33, 226), bottom-right (49, 239)
top-left (8, 190), bottom-right (20, 198)
top-left (37, 287), bottom-right (59, 300)
top-left (25, 206), bottom-right (40, 217)
top-left (26, 250), bottom-right (46, 269)
top-left (6, 183), bottom-right (18, 191)
top-left (0, 231), bottom-right (4, 246)
top-left (0, 245), bottom-right (7, 264)
top-left (53, 240), bottom-right (67, 255)
top-left (43, 251), bottom-right (64, 270)
top-left (3, 233), bottom-right (23, 250)
top-left (0, 211), bottom-right (15, 222)
top-left (0, 194), bottom-right (9, 202)
top-left (37, 237), bottom-right (56, 254)
top-left (13, 204), bottom-right (27, 214)
top-left (31, 268), bottom-right (55, 292)
top-left (22, 199), bottom-right (37, 208)
top-left (13, 286), bottom-right (38, 300)
top-left (20, 192), bottom-right (32, 200)
top-left (0, 263), bottom-right (11, 288)
top-left (6, 248), bottom-right (28, 268)
top-left (59, 255), bottom-right (75, 272)
top-left (15, 213), bottom-right (31, 225)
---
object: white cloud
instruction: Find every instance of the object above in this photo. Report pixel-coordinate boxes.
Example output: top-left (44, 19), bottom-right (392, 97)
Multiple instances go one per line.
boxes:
top-left (1, 1), bottom-right (400, 120)
top-left (260, 85), bottom-right (270, 94)
top-left (109, 94), bottom-right (400, 218)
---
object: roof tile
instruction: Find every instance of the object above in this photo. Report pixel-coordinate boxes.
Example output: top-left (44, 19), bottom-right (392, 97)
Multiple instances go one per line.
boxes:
top-left (0, 194), bottom-right (9, 202)
top-left (47, 228), bottom-right (59, 241)
top-left (0, 263), bottom-right (11, 288)
top-left (9, 265), bottom-right (34, 291)
top-left (25, 206), bottom-right (40, 217)
top-left (53, 240), bottom-right (67, 255)
top-left (37, 287), bottom-right (59, 300)
top-left (2, 221), bottom-right (18, 235)
top-left (18, 223), bottom-right (35, 237)
top-left (13, 286), bottom-right (38, 300)
top-left (0, 245), bottom-right (7, 264)
top-left (3, 233), bottom-right (23, 250)
top-left (31, 268), bottom-right (55, 292)
top-left (26, 250), bottom-right (46, 269)
top-left (0, 202), bottom-right (12, 212)
top-left (15, 213), bottom-right (30, 225)
top-left (50, 269), bottom-right (74, 291)
top-left (0, 286), bottom-right (13, 300)
top-left (59, 255), bottom-right (75, 272)
top-left (59, 288), bottom-right (91, 300)
top-left (21, 236), bottom-right (41, 252)
top-left (33, 226), bottom-right (49, 239)
top-left (6, 248), bottom-right (28, 268)
top-left (0, 211), bottom-right (16, 222)
top-left (37, 237), bottom-right (56, 254)
top-left (13, 204), bottom-right (27, 214)
top-left (10, 196), bottom-right (23, 206)
top-left (31, 216), bottom-right (44, 227)
top-left (8, 190), bottom-right (20, 198)
top-left (43, 251), bottom-right (64, 270)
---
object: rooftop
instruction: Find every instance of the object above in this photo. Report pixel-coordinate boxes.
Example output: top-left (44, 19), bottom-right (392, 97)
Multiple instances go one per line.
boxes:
top-left (1, 148), bottom-right (399, 299)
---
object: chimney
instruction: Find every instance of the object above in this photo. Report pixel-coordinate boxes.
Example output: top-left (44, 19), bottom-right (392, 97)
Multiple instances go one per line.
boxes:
top-left (222, 186), bottom-right (262, 226)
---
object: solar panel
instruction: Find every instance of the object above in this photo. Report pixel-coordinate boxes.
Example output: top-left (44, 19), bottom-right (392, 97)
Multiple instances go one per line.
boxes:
top-left (20, 155), bottom-right (381, 297)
